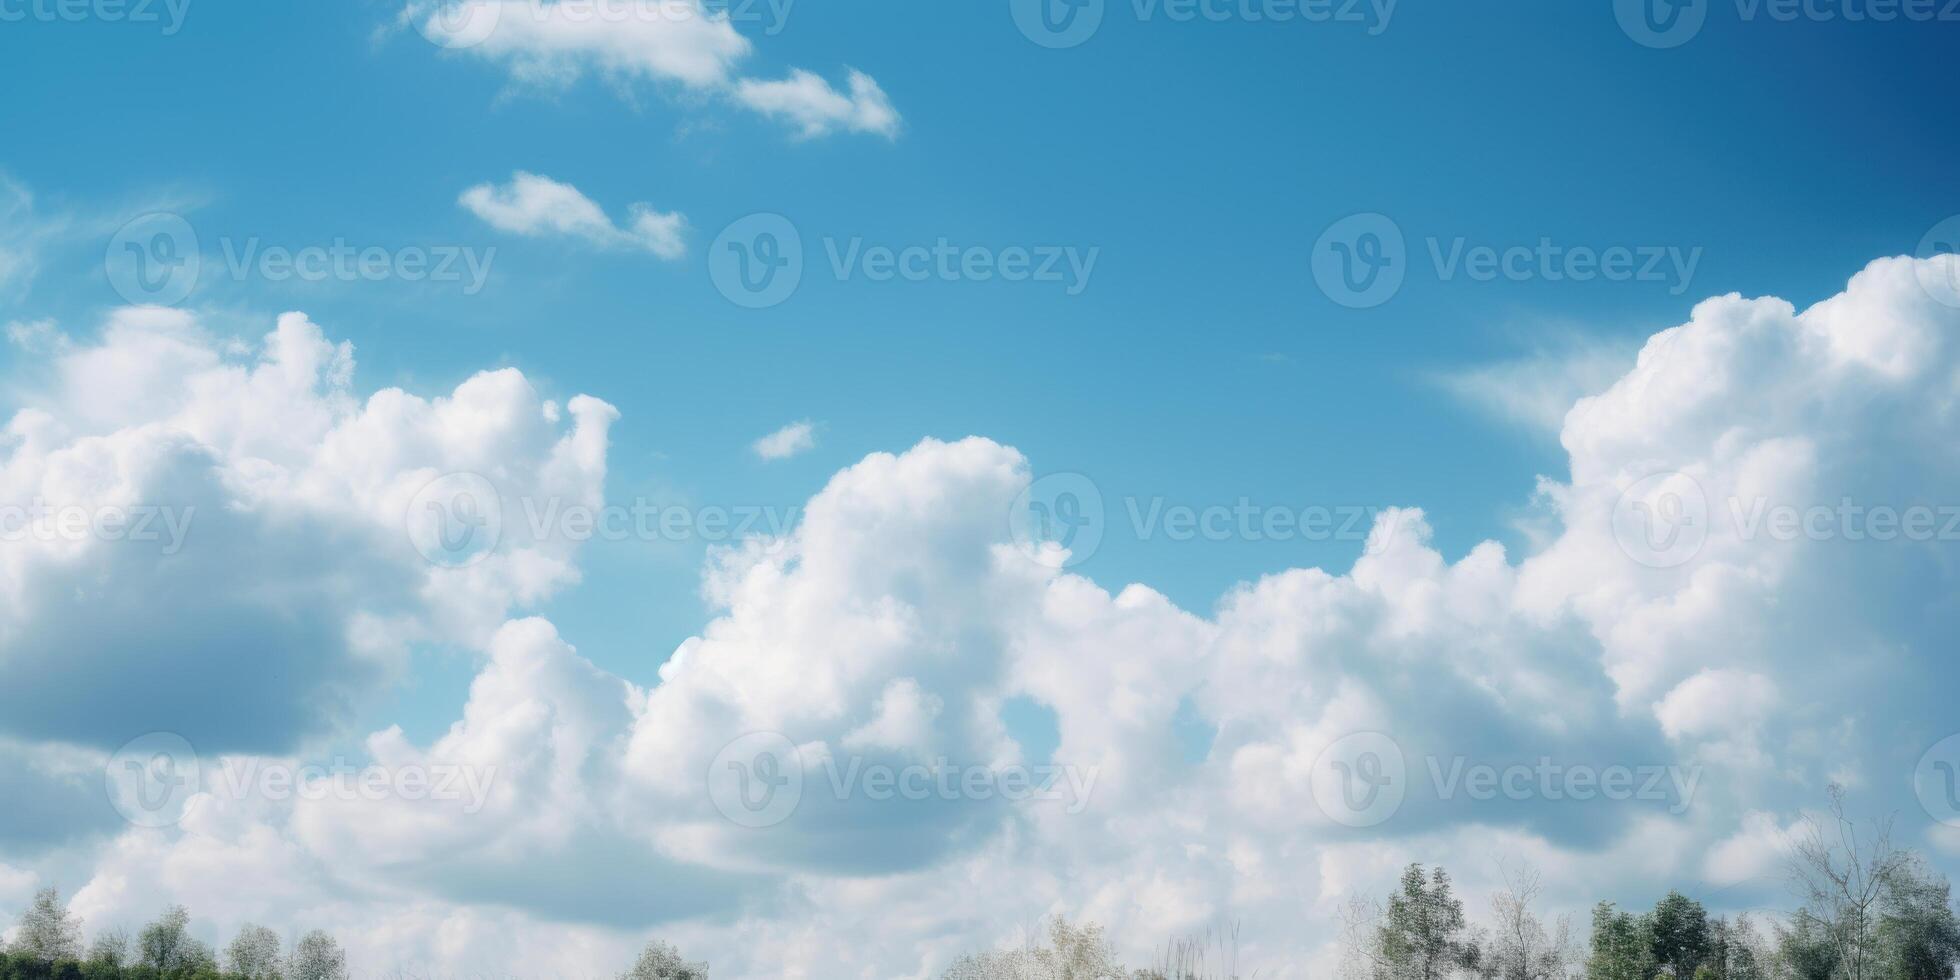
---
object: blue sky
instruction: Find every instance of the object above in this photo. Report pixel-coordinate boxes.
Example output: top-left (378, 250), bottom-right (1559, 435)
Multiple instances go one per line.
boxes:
top-left (3, 1), bottom-right (1960, 975)
top-left (7, 0), bottom-right (1954, 720)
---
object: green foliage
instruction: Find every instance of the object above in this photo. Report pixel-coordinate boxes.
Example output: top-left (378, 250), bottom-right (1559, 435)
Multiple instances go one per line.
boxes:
top-left (1589, 902), bottom-right (1659, 980)
top-left (1649, 893), bottom-right (1711, 979)
top-left (1878, 858), bottom-right (1960, 980)
top-left (1379, 865), bottom-right (1480, 980)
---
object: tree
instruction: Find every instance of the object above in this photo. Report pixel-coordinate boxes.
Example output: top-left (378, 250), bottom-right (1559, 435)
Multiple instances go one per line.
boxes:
top-left (85, 927), bottom-right (130, 972)
top-left (1649, 892), bottom-right (1711, 979)
top-left (286, 931), bottom-right (346, 980)
top-left (225, 924), bottom-right (283, 980)
top-left (1876, 856), bottom-right (1960, 980)
top-left (1378, 865), bottom-right (1481, 980)
top-left (1488, 867), bottom-right (1575, 980)
top-left (1586, 903), bottom-right (1656, 980)
top-left (136, 905), bottom-right (215, 975)
top-left (620, 939), bottom-right (708, 980)
top-left (9, 889), bottom-right (82, 962)
top-left (940, 916), bottom-right (1127, 979)
top-left (1786, 786), bottom-right (1912, 980)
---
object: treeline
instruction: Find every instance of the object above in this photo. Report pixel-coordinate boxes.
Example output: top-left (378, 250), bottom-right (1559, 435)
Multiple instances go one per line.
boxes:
top-left (945, 790), bottom-right (1960, 980)
top-left (0, 896), bottom-right (346, 980)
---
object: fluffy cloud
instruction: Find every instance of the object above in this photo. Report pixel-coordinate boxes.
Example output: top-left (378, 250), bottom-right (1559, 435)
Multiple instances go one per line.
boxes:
top-left (6, 254), bottom-right (1960, 977)
top-left (750, 419), bottom-right (815, 460)
top-left (460, 171), bottom-right (687, 258)
top-left (410, 0), bottom-right (901, 139)
top-left (0, 307), bottom-right (614, 753)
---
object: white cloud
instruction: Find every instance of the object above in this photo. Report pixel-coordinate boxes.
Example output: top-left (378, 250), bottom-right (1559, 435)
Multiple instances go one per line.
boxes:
top-left (411, 0), bottom-right (899, 139)
top-left (733, 69), bottom-right (900, 140)
top-left (750, 419), bottom-right (815, 460)
top-left (460, 171), bottom-right (687, 258)
top-left (7, 254), bottom-right (1960, 977)
top-left (0, 307), bottom-right (614, 751)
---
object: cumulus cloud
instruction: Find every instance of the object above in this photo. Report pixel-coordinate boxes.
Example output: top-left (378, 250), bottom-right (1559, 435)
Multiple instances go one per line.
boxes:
top-left (749, 419), bottom-right (815, 460)
top-left (7, 254), bottom-right (1960, 977)
top-left (410, 0), bottom-right (901, 139)
top-left (0, 307), bottom-right (614, 753)
top-left (460, 171), bottom-right (687, 258)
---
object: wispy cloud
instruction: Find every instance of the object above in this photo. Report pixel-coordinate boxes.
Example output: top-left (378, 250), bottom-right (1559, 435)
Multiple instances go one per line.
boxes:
top-left (408, 0), bottom-right (900, 139)
top-left (751, 419), bottom-right (816, 460)
top-left (460, 171), bottom-right (687, 259)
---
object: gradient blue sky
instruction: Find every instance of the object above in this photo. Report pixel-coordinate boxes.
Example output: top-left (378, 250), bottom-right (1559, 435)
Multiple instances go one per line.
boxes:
top-left (6, 0), bottom-right (1953, 739)
top-left (2, 2), bottom-right (1959, 973)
